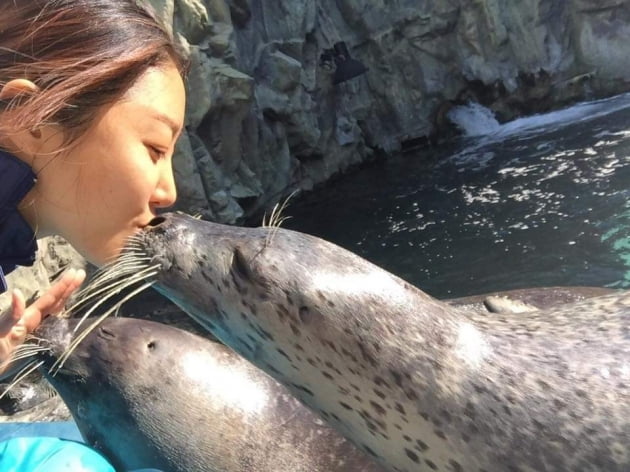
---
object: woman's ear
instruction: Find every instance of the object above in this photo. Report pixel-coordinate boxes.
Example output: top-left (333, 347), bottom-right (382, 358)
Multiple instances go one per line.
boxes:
top-left (0, 80), bottom-right (40, 138)
top-left (0, 79), bottom-right (40, 101)
top-left (0, 79), bottom-right (53, 158)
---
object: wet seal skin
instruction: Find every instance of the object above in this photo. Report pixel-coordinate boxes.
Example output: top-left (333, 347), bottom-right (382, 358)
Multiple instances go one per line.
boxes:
top-left (33, 316), bottom-right (385, 472)
top-left (2, 285), bottom-right (608, 424)
top-left (445, 285), bottom-right (616, 314)
top-left (135, 212), bottom-right (630, 472)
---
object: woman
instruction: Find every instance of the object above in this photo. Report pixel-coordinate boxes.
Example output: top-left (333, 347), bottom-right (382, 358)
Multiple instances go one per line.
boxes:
top-left (0, 0), bottom-right (188, 469)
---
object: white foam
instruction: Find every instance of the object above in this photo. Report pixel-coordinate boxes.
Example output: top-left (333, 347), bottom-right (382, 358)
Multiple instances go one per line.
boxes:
top-left (449, 92), bottom-right (630, 140)
top-left (447, 102), bottom-right (500, 136)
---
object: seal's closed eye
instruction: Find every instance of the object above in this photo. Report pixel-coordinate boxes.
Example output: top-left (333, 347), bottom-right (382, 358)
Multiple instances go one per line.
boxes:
top-left (98, 326), bottom-right (116, 340)
top-left (231, 247), bottom-right (254, 283)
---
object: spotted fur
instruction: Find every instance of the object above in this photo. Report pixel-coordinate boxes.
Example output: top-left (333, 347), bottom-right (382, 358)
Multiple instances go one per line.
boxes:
top-left (138, 212), bottom-right (630, 472)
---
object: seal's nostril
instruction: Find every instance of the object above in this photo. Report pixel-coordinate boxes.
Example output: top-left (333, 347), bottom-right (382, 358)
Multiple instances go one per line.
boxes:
top-left (147, 216), bottom-right (166, 227)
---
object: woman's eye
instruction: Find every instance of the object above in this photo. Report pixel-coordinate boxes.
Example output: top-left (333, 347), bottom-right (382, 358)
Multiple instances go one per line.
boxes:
top-left (148, 145), bottom-right (167, 162)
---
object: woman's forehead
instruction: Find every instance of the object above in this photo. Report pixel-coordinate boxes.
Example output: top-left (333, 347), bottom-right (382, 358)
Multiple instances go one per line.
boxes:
top-left (121, 65), bottom-right (185, 129)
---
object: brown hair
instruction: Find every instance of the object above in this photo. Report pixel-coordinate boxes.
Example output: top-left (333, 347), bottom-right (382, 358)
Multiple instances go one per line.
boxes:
top-left (0, 0), bottom-right (188, 143)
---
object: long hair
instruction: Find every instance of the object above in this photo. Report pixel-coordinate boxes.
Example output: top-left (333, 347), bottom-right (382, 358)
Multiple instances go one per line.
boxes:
top-left (0, 0), bottom-right (188, 143)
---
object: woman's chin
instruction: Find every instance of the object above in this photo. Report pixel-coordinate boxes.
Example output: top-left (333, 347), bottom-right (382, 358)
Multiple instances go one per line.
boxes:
top-left (74, 228), bottom-right (143, 268)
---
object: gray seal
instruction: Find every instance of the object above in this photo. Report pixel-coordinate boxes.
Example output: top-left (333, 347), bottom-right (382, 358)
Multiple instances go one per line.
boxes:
top-left (34, 316), bottom-right (385, 472)
top-left (135, 212), bottom-right (630, 472)
top-left (1, 286), bottom-right (608, 424)
top-left (446, 285), bottom-right (616, 314)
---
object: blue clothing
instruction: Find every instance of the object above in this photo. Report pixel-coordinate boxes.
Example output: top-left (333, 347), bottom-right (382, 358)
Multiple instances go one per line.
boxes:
top-left (0, 149), bottom-right (38, 293)
top-left (0, 437), bottom-right (114, 471)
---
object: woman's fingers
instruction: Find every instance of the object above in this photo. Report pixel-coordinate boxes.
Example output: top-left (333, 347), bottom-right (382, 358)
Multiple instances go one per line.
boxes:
top-left (0, 289), bottom-right (28, 372)
top-left (0, 289), bottom-right (25, 337)
top-left (22, 268), bottom-right (86, 332)
top-left (0, 268), bottom-right (86, 372)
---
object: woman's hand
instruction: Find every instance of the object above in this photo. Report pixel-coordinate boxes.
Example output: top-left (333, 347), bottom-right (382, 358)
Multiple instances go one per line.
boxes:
top-left (0, 268), bottom-right (86, 374)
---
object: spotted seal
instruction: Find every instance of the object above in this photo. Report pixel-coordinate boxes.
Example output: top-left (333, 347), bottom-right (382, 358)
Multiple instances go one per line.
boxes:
top-left (33, 316), bottom-right (384, 472)
top-left (446, 285), bottom-right (616, 314)
top-left (1, 285), bottom-right (608, 426)
top-left (133, 212), bottom-right (630, 472)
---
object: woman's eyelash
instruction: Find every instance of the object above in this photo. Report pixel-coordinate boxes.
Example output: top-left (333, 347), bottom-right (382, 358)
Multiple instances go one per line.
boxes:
top-left (148, 146), bottom-right (166, 160)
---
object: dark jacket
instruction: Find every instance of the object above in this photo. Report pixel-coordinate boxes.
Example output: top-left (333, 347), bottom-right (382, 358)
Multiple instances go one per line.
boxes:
top-left (0, 149), bottom-right (37, 293)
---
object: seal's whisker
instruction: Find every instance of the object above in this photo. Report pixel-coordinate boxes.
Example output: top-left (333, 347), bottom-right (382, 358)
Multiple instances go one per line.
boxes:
top-left (52, 280), bottom-right (156, 374)
top-left (16, 342), bottom-right (46, 354)
top-left (42, 382), bottom-right (58, 400)
top-left (69, 277), bottom-right (142, 318)
top-left (0, 360), bottom-right (43, 401)
top-left (5, 345), bottom-right (48, 369)
top-left (123, 234), bottom-right (147, 246)
top-left (262, 191), bottom-right (297, 248)
top-left (264, 191), bottom-right (297, 229)
top-left (90, 245), bottom-right (149, 271)
top-left (66, 266), bottom-right (157, 313)
top-left (71, 267), bottom-right (159, 333)
top-left (121, 246), bottom-right (145, 255)
top-left (95, 248), bottom-right (145, 269)
top-left (123, 242), bottom-right (145, 251)
top-left (74, 268), bottom-right (139, 301)
top-left (10, 341), bottom-right (48, 356)
top-left (75, 266), bottom-right (156, 305)
top-left (263, 204), bottom-right (277, 230)
top-left (101, 243), bottom-right (147, 266)
top-left (8, 347), bottom-right (49, 363)
top-left (67, 272), bottom-right (156, 332)
top-left (98, 252), bottom-right (149, 268)
top-left (11, 345), bottom-right (49, 357)
top-left (76, 263), bottom-right (153, 300)
top-left (123, 235), bottom-right (145, 245)
top-left (25, 333), bottom-right (47, 343)
top-left (265, 216), bottom-right (292, 248)
top-left (93, 252), bottom-right (150, 272)
top-left (80, 256), bottom-right (152, 292)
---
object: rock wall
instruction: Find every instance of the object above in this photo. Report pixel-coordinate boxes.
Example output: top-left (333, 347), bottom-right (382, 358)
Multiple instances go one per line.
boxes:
top-left (3, 0), bottom-right (629, 304)
top-left (157, 0), bottom-right (630, 223)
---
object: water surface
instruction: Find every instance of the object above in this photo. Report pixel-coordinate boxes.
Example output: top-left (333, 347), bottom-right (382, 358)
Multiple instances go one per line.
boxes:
top-left (285, 94), bottom-right (630, 298)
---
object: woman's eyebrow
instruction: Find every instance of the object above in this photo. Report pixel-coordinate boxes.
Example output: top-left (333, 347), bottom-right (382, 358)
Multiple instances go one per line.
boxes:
top-left (150, 111), bottom-right (182, 138)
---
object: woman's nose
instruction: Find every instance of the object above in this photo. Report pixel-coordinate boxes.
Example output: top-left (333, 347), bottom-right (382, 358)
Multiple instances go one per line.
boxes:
top-left (151, 161), bottom-right (177, 208)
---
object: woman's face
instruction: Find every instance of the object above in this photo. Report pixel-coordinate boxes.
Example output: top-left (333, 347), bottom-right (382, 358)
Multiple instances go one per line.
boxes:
top-left (21, 64), bottom-right (186, 266)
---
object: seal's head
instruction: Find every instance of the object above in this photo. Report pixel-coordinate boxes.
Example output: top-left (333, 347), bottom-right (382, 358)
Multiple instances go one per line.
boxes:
top-left (35, 316), bottom-right (176, 471)
top-left (33, 316), bottom-right (385, 472)
top-left (138, 212), bottom-right (441, 352)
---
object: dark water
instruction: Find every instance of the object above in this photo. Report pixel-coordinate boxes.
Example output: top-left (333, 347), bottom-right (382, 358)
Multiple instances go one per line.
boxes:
top-left (285, 94), bottom-right (630, 298)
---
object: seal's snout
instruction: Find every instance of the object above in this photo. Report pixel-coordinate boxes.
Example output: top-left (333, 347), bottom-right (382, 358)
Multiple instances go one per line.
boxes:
top-left (132, 213), bottom-right (182, 271)
top-left (140, 212), bottom-right (190, 239)
top-left (143, 215), bottom-right (169, 237)
top-left (32, 316), bottom-right (77, 363)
